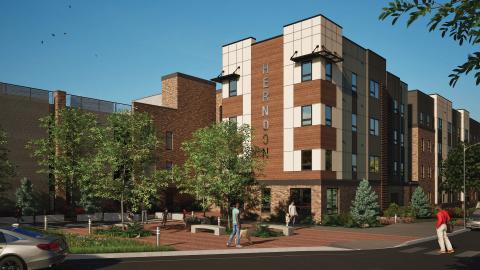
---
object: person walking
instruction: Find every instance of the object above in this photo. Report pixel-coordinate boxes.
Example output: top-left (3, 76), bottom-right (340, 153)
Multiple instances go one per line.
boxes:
top-left (435, 205), bottom-right (454, 254)
top-left (162, 208), bottom-right (168, 228)
top-left (182, 209), bottom-right (188, 231)
top-left (288, 201), bottom-right (298, 227)
top-left (227, 203), bottom-right (242, 248)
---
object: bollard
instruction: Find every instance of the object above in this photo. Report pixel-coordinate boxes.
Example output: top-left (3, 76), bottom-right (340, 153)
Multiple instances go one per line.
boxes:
top-left (156, 226), bottom-right (160, 247)
top-left (88, 218), bottom-right (92, 235)
top-left (191, 211), bottom-right (194, 217)
top-left (43, 215), bottom-right (48, 231)
top-left (217, 216), bottom-right (221, 226)
top-left (394, 214), bottom-right (397, 224)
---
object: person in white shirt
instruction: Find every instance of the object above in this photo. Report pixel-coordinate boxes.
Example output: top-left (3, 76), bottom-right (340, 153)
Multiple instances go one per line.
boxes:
top-left (288, 201), bottom-right (298, 227)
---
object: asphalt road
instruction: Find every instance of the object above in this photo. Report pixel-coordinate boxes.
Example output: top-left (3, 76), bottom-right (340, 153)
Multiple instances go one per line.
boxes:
top-left (56, 230), bottom-right (480, 270)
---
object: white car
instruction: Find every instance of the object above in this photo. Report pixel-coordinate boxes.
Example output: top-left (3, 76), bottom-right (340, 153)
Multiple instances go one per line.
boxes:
top-left (0, 226), bottom-right (67, 270)
top-left (466, 210), bottom-right (480, 230)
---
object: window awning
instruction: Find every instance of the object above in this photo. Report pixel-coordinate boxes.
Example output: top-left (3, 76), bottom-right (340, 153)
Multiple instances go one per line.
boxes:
top-left (211, 66), bottom-right (241, 83)
top-left (290, 45), bottom-right (343, 63)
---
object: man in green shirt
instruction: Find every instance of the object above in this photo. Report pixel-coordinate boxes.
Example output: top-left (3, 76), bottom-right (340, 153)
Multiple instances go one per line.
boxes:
top-left (227, 202), bottom-right (242, 248)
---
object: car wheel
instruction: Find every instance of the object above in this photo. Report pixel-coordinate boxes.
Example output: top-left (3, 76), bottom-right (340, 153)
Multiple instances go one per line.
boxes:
top-left (0, 256), bottom-right (25, 270)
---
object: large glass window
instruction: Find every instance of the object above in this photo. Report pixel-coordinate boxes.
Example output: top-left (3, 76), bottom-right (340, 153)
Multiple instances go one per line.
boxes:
top-left (290, 188), bottom-right (311, 212)
top-left (325, 106), bottom-right (332, 127)
top-left (393, 161), bottom-right (398, 176)
top-left (401, 162), bottom-right (405, 177)
top-left (229, 116), bottom-right (237, 123)
top-left (394, 100), bottom-right (398, 114)
top-left (426, 115), bottom-right (430, 127)
top-left (369, 156), bottom-right (379, 173)
top-left (351, 73), bottom-right (357, 92)
top-left (166, 161), bottom-right (173, 170)
top-left (352, 113), bottom-right (357, 132)
top-left (448, 122), bottom-right (452, 134)
top-left (369, 80), bottom-right (379, 98)
top-left (301, 61), bottom-right (312, 82)
top-left (229, 79), bottom-right (237, 97)
top-left (369, 118), bottom-right (379, 136)
top-left (165, 131), bottom-right (173, 150)
top-left (352, 154), bottom-right (357, 173)
top-left (394, 130), bottom-right (398, 144)
top-left (326, 188), bottom-right (338, 215)
top-left (325, 150), bottom-right (332, 171)
top-left (438, 118), bottom-right (443, 131)
top-left (301, 150), bottom-right (312, 171)
top-left (419, 112), bottom-right (424, 125)
top-left (325, 62), bottom-right (332, 81)
top-left (301, 105), bottom-right (312, 126)
top-left (400, 133), bottom-right (404, 147)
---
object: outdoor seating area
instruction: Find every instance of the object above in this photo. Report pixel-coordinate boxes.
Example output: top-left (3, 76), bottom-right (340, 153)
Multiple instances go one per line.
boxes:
top-left (190, 224), bottom-right (226, 236)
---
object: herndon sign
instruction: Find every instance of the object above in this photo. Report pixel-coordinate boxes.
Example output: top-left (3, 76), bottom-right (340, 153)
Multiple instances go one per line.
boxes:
top-left (262, 63), bottom-right (269, 158)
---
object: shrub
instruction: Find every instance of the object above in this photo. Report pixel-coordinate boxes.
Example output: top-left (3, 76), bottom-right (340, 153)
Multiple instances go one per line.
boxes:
top-left (299, 216), bottom-right (315, 225)
top-left (252, 224), bottom-right (283, 238)
top-left (322, 213), bottom-right (356, 227)
top-left (95, 222), bottom-right (152, 238)
top-left (350, 179), bottom-right (379, 227)
top-left (383, 203), bottom-right (400, 217)
top-left (322, 214), bottom-right (340, 226)
top-left (410, 187), bottom-right (432, 218)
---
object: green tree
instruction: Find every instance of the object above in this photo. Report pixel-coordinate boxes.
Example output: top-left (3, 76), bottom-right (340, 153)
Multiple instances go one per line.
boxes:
top-left (0, 126), bottom-right (15, 196)
top-left (15, 177), bottom-right (36, 216)
top-left (92, 111), bottom-right (167, 227)
top-left (350, 179), bottom-right (380, 227)
top-left (27, 108), bottom-right (98, 214)
top-left (441, 143), bottom-right (480, 194)
top-left (379, 0), bottom-right (480, 86)
top-left (410, 186), bottom-right (432, 218)
top-left (179, 121), bottom-right (264, 218)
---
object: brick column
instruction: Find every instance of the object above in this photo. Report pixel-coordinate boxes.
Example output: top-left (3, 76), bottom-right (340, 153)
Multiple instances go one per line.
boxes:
top-left (53, 90), bottom-right (67, 214)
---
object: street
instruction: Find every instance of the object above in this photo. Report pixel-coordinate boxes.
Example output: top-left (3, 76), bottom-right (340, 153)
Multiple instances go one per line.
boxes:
top-left (57, 230), bottom-right (480, 270)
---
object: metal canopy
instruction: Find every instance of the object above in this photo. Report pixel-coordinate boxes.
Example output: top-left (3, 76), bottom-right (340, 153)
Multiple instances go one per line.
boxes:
top-left (211, 66), bottom-right (241, 83)
top-left (290, 45), bottom-right (343, 63)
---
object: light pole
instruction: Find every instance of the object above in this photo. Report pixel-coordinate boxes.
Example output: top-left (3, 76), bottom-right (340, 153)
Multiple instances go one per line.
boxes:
top-left (463, 142), bottom-right (480, 229)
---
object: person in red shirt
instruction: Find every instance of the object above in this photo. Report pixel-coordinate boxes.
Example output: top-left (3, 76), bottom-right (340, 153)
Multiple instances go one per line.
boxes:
top-left (435, 205), bottom-right (454, 254)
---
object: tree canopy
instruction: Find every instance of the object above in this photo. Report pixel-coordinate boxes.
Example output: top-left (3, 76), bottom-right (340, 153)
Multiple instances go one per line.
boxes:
top-left (0, 126), bottom-right (15, 195)
top-left (441, 142), bottom-right (480, 193)
top-left (179, 121), bottom-right (264, 215)
top-left (380, 0), bottom-right (480, 86)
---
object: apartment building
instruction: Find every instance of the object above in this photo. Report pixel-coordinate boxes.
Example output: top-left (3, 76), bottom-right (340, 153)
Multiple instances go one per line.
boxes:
top-left (133, 72), bottom-right (217, 211)
top-left (0, 82), bottom-right (130, 215)
top-left (213, 14), bottom-right (409, 221)
top-left (408, 91), bottom-right (480, 205)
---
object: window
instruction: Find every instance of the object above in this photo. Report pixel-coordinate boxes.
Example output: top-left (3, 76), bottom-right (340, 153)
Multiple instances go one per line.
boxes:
top-left (369, 118), bottom-right (379, 136)
top-left (229, 79), bottom-right (237, 97)
top-left (394, 130), bottom-right (398, 145)
top-left (400, 133), bottom-right (404, 147)
top-left (394, 100), bottom-right (398, 114)
top-left (352, 154), bottom-right (357, 172)
top-left (3, 233), bottom-right (20, 243)
top-left (301, 105), bottom-right (312, 126)
top-left (0, 232), bottom-right (5, 244)
top-left (448, 122), bottom-right (452, 134)
top-left (261, 188), bottom-right (271, 212)
top-left (325, 106), bottom-right (332, 127)
top-left (166, 161), bottom-right (173, 170)
top-left (229, 116), bottom-right (237, 123)
top-left (400, 104), bottom-right (404, 117)
top-left (427, 140), bottom-right (432, 152)
top-left (352, 73), bottom-right (357, 92)
top-left (325, 62), bottom-right (332, 81)
top-left (165, 131), bottom-right (173, 150)
top-left (326, 189), bottom-right (338, 215)
top-left (301, 150), bottom-right (312, 171)
top-left (290, 188), bottom-right (311, 209)
top-left (421, 165), bottom-right (425, 179)
top-left (426, 115), bottom-right (430, 127)
top-left (421, 138), bottom-right (425, 152)
top-left (438, 118), bottom-right (443, 131)
top-left (419, 112), bottom-right (424, 125)
top-left (465, 130), bottom-right (469, 142)
top-left (438, 143), bottom-right (442, 154)
top-left (393, 161), bottom-right (397, 176)
top-left (428, 166), bottom-right (432, 178)
top-left (301, 61), bottom-right (312, 82)
top-left (369, 156), bottom-right (380, 173)
top-left (401, 162), bottom-right (405, 177)
top-left (325, 150), bottom-right (332, 171)
top-left (352, 114), bottom-right (357, 132)
top-left (369, 80), bottom-right (379, 98)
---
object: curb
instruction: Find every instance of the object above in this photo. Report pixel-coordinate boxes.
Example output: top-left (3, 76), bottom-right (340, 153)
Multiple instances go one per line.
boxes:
top-left (66, 246), bottom-right (352, 260)
top-left (393, 228), bottom-right (469, 248)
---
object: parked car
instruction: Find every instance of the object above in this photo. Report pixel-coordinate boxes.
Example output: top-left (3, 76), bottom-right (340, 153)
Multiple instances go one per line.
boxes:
top-left (0, 226), bottom-right (67, 270)
top-left (466, 209), bottom-right (480, 230)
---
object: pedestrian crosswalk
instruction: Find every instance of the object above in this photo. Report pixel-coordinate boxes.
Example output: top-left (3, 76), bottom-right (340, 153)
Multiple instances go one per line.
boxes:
top-left (400, 247), bottom-right (480, 257)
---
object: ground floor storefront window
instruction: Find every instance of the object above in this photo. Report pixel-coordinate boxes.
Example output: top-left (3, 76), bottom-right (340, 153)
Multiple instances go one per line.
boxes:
top-left (290, 188), bottom-right (311, 218)
top-left (261, 188), bottom-right (271, 212)
top-left (326, 188), bottom-right (338, 215)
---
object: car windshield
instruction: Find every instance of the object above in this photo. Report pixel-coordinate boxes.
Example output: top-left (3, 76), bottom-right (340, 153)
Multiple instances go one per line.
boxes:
top-left (2, 227), bottom-right (44, 238)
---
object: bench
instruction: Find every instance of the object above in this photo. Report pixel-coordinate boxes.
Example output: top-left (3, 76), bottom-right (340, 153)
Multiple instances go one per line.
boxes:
top-left (190, 224), bottom-right (226, 236)
top-left (264, 224), bottom-right (294, 236)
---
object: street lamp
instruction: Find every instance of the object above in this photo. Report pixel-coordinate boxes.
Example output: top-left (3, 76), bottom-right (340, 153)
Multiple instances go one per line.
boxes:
top-left (463, 142), bottom-right (480, 229)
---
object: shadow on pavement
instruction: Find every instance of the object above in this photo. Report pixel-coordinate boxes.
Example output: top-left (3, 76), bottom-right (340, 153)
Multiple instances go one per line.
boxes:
top-left (446, 257), bottom-right (480, 270)
top-left (55, 259), bottom-right (122, 270)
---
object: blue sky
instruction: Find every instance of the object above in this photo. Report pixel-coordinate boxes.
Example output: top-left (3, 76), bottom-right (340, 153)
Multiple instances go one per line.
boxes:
top-left (1, 0), bottom-right (478, 119)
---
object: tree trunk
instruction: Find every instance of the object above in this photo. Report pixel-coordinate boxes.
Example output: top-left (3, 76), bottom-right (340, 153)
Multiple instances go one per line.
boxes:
top-left (120, 193), bottom-right (125, 230)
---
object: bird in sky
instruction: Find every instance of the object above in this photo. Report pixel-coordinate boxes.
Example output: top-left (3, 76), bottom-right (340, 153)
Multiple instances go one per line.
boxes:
top-left (51, 33), bottom-right (56, 37)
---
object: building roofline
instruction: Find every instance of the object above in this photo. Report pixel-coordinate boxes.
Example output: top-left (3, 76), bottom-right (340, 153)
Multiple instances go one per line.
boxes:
top-left (222, 37), bottom-right (256, 48)
top-left (252, 34), bottom-right (283, 46)
top-left (429, 93), bottom-right (452, 103)
top-left (283, 13), bottom-right (343, 29)
top-left (133, 93), bottom-right (161, 101)
top-left (161, 72), bottom-right (216, 86)
top-left (343, 36), bottom-right (366, 50)
top-left (366, 49), bottom-right (386, 61)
